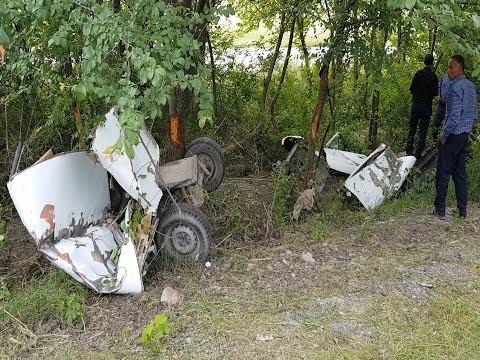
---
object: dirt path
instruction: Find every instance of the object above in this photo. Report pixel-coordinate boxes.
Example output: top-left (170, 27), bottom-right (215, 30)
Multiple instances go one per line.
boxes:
top-left (2, 177), bottom-right (480, 359)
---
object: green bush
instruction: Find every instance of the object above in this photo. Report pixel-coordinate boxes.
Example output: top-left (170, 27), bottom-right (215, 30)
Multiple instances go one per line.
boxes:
top-left (467, 140), bottom-right (480, 201)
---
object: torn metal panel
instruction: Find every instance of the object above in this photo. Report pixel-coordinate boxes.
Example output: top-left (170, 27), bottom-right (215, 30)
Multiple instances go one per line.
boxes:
top-left (344, 145), bottom-right (416, 210)
top-left (92, 108), bottom-right (163, 214)
top-left (7, 151), bottom-right (143, 294)
top-left (7, 151), bottom-right (110, 244)
top-left (323, 148), bottom-right (368, 175)
top-left (157, 156), bottom-right (198, 189)
top-left (323, 132), bottom-right (367, 175)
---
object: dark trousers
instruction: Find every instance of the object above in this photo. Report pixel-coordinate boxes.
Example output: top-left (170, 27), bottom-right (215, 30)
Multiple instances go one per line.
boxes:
top-left (406, 103), bottom-right (432, 157)
top-left (434, 133), bottom-right (469, 217)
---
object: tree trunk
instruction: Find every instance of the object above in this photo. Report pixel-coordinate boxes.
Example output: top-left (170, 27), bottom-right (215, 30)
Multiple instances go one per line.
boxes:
top-left (260, 11), bottom-right (286, 109)
top-left (304, 64), bottom-right (329, 189)
top-left (397, 13), bottom-right (403, 62)
top-left (329, 58), bottom-right (339, 133)
top-left (430, 26), bottom-right (437, 54)
top-left (368, 29), bottom-right (389, 150)
top-left (206, 31), bottom-right (218, 120)
top-left (268, 15), bottom-right (296, 127)
top-left (167, 86), bottom-right (192, 161)
top-left (114, 0), bottom-right (125, 54)
top-left (166, 0), bottom-right (207, 161)
top-left (368, 88), bottom-right (379, 149)
top-left (297, 15), bottom-right (309, 69)
top-left (352, 3), bottom-right (360, 86)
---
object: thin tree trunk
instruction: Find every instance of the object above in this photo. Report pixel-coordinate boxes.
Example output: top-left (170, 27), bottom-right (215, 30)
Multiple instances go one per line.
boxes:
top-left (261, 11), bottom-right (286, 109)
top-left (397, 13), bottom-right (403, 62)
top-left (64, 59), bottom-right (84, 140)
top-left (297, 15), bottom-right (309, 69)
top-left (430, 26), bottom-right (437, 54)
top-left (352, 3), bottom-right (360, 85)
top-left (114, 0), bottom-right (125, 54)
top-left (297, 14), bottom-right (312, 95)
top-left (206, 31), bottom-right (218, 120)
top-left (268, 15), bottom-right (296, 127)
top-left (304, 64), bottom-right (329, 189)
top-left (329, 58), bottom-right (338, 133)
top-left (368, 29), bottom-right (389, 150)
top-left (369, 89), bottom-right (379, 149)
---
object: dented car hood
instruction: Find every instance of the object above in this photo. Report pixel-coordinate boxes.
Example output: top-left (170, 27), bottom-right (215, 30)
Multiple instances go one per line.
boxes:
top-left (7, 108), bottom-right (161, 294)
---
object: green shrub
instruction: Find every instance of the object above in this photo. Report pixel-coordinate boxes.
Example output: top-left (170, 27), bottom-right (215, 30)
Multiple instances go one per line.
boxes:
top-left (141, 314), bottom-right (171, 353)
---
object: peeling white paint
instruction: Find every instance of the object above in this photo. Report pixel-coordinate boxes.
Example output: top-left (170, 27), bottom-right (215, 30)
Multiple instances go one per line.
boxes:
top-left (324, 132), bottom-right (367, 175)
top-left (7, 150), bottom-right (143, 294)
top-left (324, 148), bottom-right (368, 175)
top-left (344, 145), bottom-right (416, 210)
top-left (92, 108), bottom-right (163, 214)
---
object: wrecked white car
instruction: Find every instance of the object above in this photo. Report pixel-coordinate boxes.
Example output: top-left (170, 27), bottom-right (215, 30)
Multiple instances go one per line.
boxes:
top-left (7, 108), bottom-right (225, 294)
top-left (324, 133), bottom-right (416, 210)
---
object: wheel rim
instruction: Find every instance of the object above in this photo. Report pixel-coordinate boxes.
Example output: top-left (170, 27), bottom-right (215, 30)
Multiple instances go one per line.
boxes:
top-left (197, 153), bottom-right (215, 182)
top-left (168, 224), bottom-right (198, 255)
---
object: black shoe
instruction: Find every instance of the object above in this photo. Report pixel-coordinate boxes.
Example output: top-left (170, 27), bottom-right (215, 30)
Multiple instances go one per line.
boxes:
top-left (450, 208), bottom-right (467, 219)
top-left (432, 208), bottom-right (445, 220)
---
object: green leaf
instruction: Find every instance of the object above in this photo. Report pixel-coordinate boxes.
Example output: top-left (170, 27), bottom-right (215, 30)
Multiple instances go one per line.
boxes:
top-left (472, 67), bottom-right (480, 78)
top-left (405, 0), bottom-right (416, 10)
top-left (473, 15), bottom-right (480, 29)
top-left (0, 27), bottom-right (10, 46)
top-left (155, 314), bottom-right (168, 325)
top-left (73, 84), bottom-right (87, 102)
top-left (126, 128), bottom-right (139, 146)
top-left (124, 140), bottom-right (134, 159)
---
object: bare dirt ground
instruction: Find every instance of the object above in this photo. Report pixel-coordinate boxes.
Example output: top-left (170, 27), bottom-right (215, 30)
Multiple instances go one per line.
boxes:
top-left (2, 175), bottom-right (480, 359)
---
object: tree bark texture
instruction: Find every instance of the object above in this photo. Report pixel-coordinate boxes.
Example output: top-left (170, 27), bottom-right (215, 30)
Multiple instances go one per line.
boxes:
top-left (268, 15), bottom-right (296, 127)
top-left (304, 64), bottom-right (329, 189)
top-left (260, 11), bottom-right (286, 109)
top-left (167, 86), bottom-right (192, 161)
top-left (206, 31), bottom-right (218, 120)
top-left (165, 0), bottom-right (209, 161)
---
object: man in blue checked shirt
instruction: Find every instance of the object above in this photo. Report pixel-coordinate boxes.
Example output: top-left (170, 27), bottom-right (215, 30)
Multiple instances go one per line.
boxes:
top-left (433, 55), bottom-right (478, 220)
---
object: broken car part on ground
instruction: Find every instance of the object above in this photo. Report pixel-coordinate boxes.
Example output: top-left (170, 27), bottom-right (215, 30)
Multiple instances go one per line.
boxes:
top-left (325, 132), bottom-right (417, 209)
top-left (7, 108), bottom-right (225, 294)
top-left (281, 133), bottom-right (417, 211)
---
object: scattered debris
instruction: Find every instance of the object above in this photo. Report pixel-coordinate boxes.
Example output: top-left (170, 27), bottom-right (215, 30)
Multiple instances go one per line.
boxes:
top-left (256, 334), bottom-right (274, 341)
top-left (344, 145), bottom-right (416, 210)
top-left (324, 133), bottom-right (416, 210)
top-left (293, 189), bottom-right (315, 220)
top-left (329, 321), bottom-right (375, 339)
top-left (301, 252), bottom-right (316, 263)
top-left (161, 287), bottom-right (181, 306)
top-left (419, 283), bottom-right (434, 289)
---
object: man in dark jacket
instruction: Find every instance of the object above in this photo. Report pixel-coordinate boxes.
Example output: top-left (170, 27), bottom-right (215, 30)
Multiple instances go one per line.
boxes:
top-left (405, 53), bottom-right (439, 158)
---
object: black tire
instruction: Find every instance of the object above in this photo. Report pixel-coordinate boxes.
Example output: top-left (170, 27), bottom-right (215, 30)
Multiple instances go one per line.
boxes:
top-left (185, 137), bottom-right (225, 192)
top-left (155, 203), bottom-right (212, 263)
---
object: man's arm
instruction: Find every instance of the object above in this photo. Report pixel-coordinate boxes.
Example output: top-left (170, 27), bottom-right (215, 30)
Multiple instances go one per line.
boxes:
top-left (442, 87), bottom-right (462, 140)
top-left (409, 72), bottom-right (418, 93)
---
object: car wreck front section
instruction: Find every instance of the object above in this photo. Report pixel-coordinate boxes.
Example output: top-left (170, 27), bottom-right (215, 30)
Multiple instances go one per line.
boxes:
top-left (7, 108), bottom-right (167, 295)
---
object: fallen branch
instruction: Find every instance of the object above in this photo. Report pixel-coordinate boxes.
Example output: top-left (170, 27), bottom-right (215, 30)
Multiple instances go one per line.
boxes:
top-left (223, 138), bottom-right (248, 154)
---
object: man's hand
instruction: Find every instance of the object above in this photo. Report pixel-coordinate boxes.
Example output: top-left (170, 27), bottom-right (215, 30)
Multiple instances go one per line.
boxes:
top-left (440, 137), bottom-right (446, 145)
top-left (434, 95), bottom-right (441, 103)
